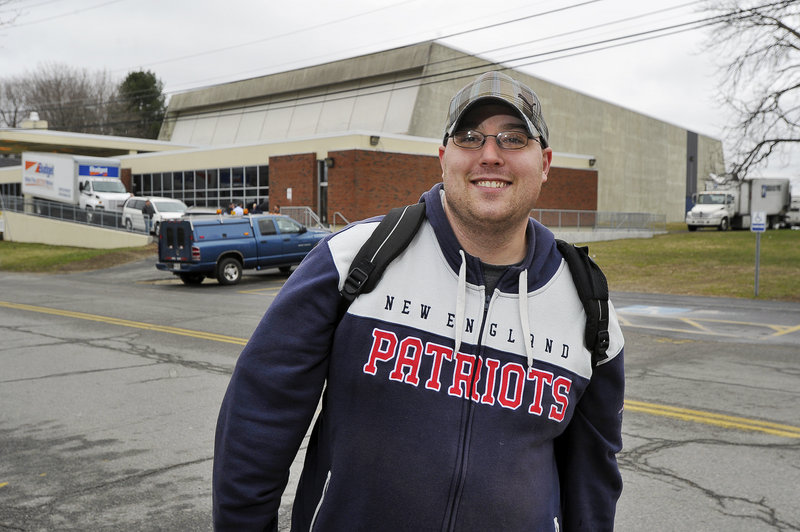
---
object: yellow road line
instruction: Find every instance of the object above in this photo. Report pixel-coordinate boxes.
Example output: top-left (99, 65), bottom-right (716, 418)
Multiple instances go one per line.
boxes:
top-left (4, 300), bottom-right (798, 438)
top-left (626, 400), bottom-right (800, 439)
top-left (679, 318), bottom-right (713, 334)
top-left (619, 312), bottom-right (800, 340)
top-left (0, 301), bottom-right (247, 346)
top-left (770, 323), bottom-right (800, 338)
top-left (237, 286), bottom-right (283, 295)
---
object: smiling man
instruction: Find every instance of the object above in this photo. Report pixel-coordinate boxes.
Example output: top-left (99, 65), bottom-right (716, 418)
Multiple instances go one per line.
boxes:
top-left (213, 71), bottom-right (625, 532)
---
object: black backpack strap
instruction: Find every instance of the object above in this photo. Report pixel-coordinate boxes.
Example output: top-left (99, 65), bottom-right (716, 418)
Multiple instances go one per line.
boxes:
top-left (341, 202), bottom-right (427, 304)
top-left (555, 239), bottom-right (610, 366)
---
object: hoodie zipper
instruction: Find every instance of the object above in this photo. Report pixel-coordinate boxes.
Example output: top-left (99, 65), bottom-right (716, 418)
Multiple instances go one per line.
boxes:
top-left (443, 287), bottom-right (494, 531)
top-left (309, 470), bottom-right (332, 531)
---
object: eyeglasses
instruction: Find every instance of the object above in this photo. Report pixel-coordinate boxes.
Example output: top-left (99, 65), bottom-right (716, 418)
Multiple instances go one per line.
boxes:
top-left (449, 130), bottom-right (539, 150)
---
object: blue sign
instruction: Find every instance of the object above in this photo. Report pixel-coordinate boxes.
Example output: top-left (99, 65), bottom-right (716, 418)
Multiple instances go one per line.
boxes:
top-left (751, 211), bottom-right (766, 233)
top-left (78, 164), bottom-right (120, 178)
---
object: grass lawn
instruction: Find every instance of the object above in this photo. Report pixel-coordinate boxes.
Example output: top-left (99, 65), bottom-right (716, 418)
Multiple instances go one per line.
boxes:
top-left (581, 228), bottom-right (800, 302)
top-left (0, 241), bottom-right (157, 273)
top-left (1, 228), bottom-right (798, 302)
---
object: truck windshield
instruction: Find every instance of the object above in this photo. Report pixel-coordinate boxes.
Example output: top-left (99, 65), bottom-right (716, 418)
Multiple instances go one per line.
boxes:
top-left (154, 200), bottom-right (188, 213)
top-left (92, 180), bottom-right (128, 193)
top-left (697, 194), bottom-right (728, 205)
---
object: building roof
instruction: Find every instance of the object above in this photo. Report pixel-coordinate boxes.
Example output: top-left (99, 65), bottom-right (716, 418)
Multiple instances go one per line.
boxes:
top-left (0, 128), bottom-right (192, 158)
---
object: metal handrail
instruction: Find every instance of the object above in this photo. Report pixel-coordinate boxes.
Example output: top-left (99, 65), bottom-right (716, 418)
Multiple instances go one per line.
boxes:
top-left (280, 206), bottom-right (326, 229)
top-left (0, 196), bottom-right (130, 231)
top-left (530, 208), bottom-right (666, 232)
top-left (332, 212), bottom-right (349, 227)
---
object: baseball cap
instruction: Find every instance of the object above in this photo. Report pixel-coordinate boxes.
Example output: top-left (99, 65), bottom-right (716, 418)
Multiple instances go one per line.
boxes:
top-left (443, 71), bottom-right (549, 148)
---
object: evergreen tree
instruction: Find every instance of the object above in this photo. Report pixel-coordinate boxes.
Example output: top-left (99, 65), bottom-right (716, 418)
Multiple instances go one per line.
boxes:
top-left (114, 70), bottom-right (166, 139)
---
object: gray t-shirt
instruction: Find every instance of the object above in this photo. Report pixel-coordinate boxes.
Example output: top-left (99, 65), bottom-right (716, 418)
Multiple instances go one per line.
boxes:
top-left (482, 261), bottom-right (521, 295)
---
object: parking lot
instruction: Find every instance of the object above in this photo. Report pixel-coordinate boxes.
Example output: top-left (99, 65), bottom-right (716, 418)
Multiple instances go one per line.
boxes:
top-left (1, 260), bottom-right (799, 531)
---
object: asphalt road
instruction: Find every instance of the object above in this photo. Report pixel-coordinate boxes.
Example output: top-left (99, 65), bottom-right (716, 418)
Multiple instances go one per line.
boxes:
top-left (1, 259), bottom-right (798, 531)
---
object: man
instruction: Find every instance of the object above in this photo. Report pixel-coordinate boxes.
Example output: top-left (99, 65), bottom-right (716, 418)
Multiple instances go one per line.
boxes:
top-left (233, 202), bottom-right (244, 216)
top-left (142, 199), bottom-right (155, 235)
top-left (213, 71), bottom-right (625, 531)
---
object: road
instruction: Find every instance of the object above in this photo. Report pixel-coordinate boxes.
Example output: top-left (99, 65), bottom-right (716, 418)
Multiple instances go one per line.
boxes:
top-left (1, 260), bottom-right (798, 531)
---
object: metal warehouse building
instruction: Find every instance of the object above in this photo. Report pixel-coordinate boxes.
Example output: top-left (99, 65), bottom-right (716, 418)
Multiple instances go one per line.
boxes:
top-left (1, 41), bottom-right (724, 226)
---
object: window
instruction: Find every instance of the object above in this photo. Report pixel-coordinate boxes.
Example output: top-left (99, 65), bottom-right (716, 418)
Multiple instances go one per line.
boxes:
top-left (206, 169), bottom-right (219, 189)
top-left (245, 166), bottom-right (258, 187)
top-left (276, 218), bottom-right (302, 234)
top-left (258, 218), bottom-right (277, 235)
top-left (153, 173), bottom-right (164, 194)
top-left (219, 168), bottom-right (231, 188)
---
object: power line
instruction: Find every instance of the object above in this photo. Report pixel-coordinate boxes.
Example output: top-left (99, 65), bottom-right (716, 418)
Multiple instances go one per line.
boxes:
top-left (158, 9), bottom-right (728, 127)
top-left (3, 1), bottom-right (785, 131)
top-left (0, 5), bottom-right (715, 127)
top-left (2, 0), bottom-right (126, 28)
top-left (159, 0), bottom-right (789, 128)
top-left (160, 0), bottom-right (603, 93)
top-left (111, 0), bottom-right (420, 72)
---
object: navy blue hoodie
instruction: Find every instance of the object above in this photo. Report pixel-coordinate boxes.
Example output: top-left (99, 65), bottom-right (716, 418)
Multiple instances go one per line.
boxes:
top-left (213, 183), bottom-right (625, 531)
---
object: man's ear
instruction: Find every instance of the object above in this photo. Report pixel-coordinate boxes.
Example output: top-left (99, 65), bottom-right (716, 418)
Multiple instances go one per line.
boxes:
top-left (541, 147), bottom-right (553, 183)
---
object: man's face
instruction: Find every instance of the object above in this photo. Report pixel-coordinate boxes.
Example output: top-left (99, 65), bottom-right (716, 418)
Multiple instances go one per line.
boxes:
top-left (438, 103), bottom-right (552, 236)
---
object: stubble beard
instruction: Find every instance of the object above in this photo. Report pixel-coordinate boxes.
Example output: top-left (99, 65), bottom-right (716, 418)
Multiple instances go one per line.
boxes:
top-left (443, 188), bottom-right (532, 249)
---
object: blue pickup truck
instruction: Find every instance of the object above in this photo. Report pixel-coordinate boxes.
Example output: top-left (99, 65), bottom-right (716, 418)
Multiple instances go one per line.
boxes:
top-left (156, 214), bottom-right (329, 285)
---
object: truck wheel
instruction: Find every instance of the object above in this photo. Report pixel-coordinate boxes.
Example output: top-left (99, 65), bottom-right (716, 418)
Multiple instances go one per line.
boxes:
top-left (687, 225), bottom-right (698, 232)
top-left (179, 273), bottom-right (204, 285)
top-left (718, 218), bottom-right (729, 231)
top-left (279, 266), bottom-right (291, 274)
top-left (216, 258), bottom-right (243, 285)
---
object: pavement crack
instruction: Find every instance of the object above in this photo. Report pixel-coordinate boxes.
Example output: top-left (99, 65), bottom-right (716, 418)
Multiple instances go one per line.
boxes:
top-left (0, 324), bottom-right (233, 376)
top-left (619, 435), bottom-right (800, 530)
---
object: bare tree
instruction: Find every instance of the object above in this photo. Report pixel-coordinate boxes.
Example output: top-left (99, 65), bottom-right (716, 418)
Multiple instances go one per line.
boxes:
top-left (704, 0), bottom-right (800, 179)
top-left (0, 0), bottom-right (20, 27)
top-left (0, 63), bottom-right (119, 133)
top-left (0, 76), bottom-right (27, 127)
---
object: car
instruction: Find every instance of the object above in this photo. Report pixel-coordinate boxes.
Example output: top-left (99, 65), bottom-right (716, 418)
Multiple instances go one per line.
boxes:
top-left (157, 214), bottom-right (330, 285)
top-left (122, 196), bottom-right (188, 235)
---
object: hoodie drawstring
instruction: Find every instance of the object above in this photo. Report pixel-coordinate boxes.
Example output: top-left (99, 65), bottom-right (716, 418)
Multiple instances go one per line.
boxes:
top-left (453, 250), bottom-right (532, 369)
top-left (453, 250), bottom-right (467, 357)
top-left (518, 269), bottom-right (534, 370)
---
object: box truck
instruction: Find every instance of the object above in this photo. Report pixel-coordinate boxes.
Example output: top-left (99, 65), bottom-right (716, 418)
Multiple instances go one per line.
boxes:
top-left (685, 177), bottom-right (791, 231)
top-left (21, 152), bottom-right (131, 222)
top-left (787, 196), bottom-right (800, 228)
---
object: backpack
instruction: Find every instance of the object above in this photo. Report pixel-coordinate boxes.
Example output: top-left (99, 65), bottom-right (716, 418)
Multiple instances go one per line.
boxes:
top-left (341, 203), bottom-right (610, 366)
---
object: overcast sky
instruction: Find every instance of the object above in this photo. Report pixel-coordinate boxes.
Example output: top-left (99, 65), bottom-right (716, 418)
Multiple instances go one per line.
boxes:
top-left (1, 0), bottom-right (798, 183)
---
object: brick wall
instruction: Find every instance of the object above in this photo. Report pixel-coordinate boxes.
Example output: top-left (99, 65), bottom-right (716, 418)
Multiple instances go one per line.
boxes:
top-left (268, 153), bottom-right (318, 211)
top-left (326, 150), bottom-right (442, 222)
top-left (538, 167), bottom-right (598, 210)
top-left (269, 150), bottom-right (598, 223)
top-left (120, 168), bottom-right (132, 194)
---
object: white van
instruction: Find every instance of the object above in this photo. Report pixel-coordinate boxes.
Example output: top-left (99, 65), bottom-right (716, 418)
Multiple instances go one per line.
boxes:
top-left (122, 196), bottom-right (188, 235)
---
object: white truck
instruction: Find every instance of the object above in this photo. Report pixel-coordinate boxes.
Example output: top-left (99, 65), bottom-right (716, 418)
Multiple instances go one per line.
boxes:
top-left (786, 196), bottom-right (800, 228)
top-left (21, 152), bottom-right (131, 222)
top-left (685, 177), bottom-right (791, 231)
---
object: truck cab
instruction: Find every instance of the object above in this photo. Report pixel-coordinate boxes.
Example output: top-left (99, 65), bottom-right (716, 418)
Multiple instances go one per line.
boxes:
top-left (686, 191), bottom-right (736, 231)
top-left (78, 177), bottom-right (132, 219)
top-left (787, 196), bottom-right (800, 228)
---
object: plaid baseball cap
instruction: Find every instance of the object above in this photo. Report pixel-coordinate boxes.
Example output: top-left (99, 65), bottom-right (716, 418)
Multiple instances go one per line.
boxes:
top-left (444, 71), bottom-right (549, 148)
